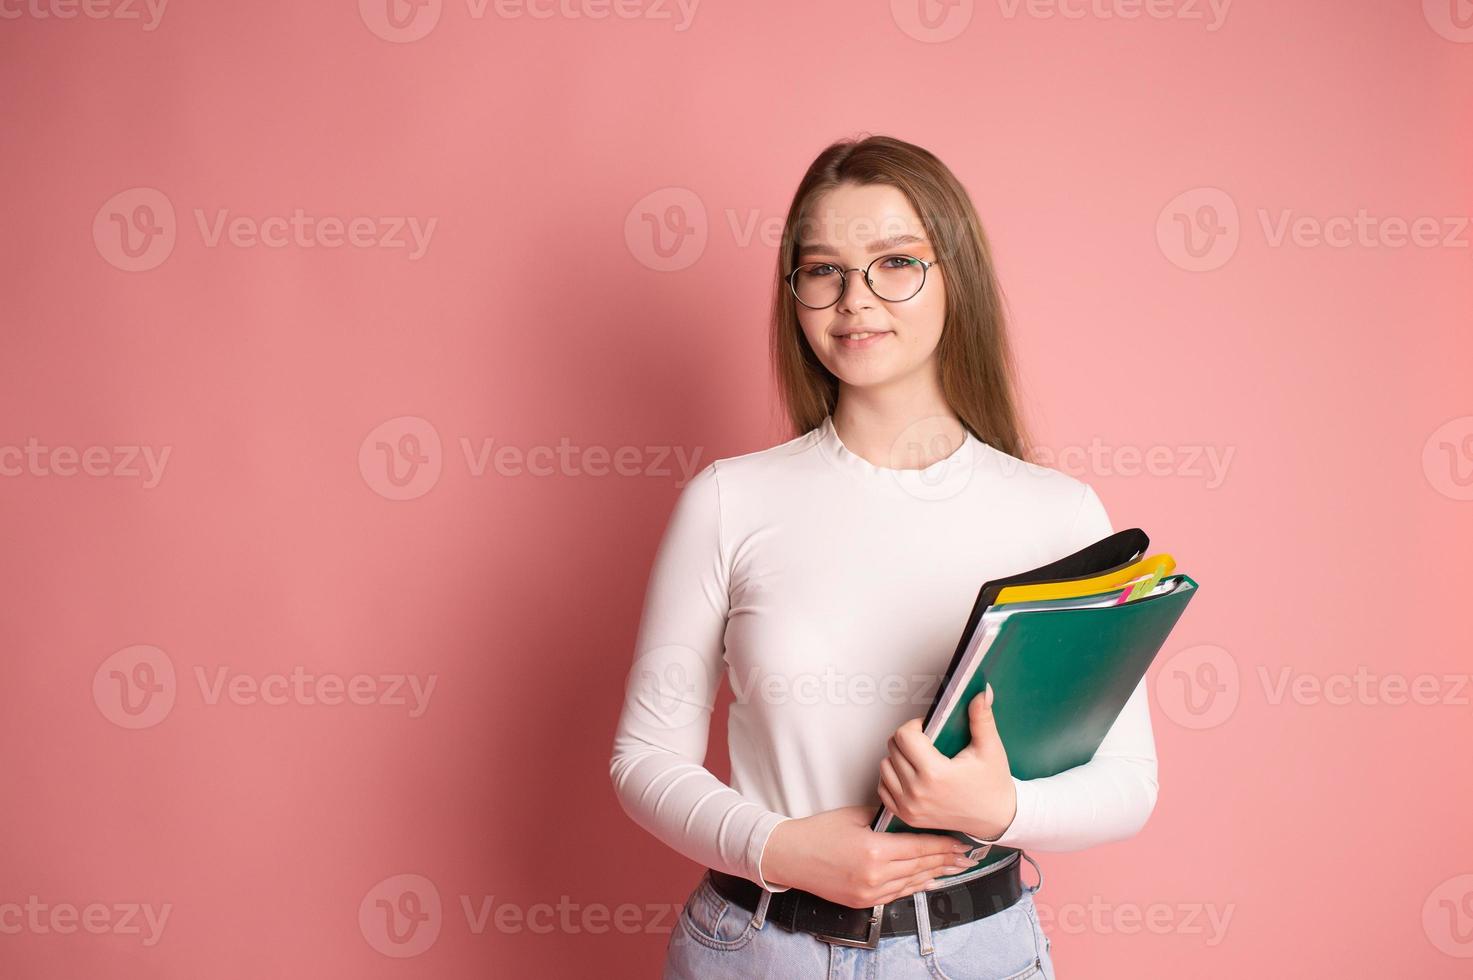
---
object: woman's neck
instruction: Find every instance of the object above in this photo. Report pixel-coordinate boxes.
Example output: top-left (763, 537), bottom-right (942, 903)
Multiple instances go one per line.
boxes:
top-left (831, 380), bottom-right (966, 471)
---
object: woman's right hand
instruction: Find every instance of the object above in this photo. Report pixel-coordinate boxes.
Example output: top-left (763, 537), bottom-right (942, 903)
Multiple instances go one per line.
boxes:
top-left (757, 805), bottom-right (983, 908)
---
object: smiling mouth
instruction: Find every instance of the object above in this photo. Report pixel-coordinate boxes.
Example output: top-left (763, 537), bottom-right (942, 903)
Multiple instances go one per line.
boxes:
top-left (835, 331), bottom-right (890, 340)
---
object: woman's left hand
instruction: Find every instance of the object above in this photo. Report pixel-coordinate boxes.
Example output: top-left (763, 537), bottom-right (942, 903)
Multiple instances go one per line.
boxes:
top-left (877, 683), bottom-right (1018, 841)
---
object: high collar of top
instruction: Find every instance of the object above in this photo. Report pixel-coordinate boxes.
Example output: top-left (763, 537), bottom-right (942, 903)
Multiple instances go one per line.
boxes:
top-left (814, 413), bottom-right (980, 482)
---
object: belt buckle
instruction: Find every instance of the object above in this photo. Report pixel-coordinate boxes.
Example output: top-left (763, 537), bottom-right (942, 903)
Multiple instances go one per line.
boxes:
top-left (814, 903), bottom-right (885, 949)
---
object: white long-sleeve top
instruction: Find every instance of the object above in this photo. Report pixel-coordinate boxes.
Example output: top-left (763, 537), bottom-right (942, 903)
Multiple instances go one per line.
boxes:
top-left (609, 414), bottom-right (1159, 892)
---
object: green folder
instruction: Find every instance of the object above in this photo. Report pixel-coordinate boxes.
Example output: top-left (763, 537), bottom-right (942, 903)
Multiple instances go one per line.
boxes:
top-left (935, 574), bottom-right (1196, 775)
top-left (878, 574), bottom-right (1198, 870)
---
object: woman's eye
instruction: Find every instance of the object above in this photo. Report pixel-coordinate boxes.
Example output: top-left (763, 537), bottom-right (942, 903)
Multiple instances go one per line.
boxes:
top-left (805, 264), bottom-right (838, 277)
top-left (880, 255), bottom-right (917, 269)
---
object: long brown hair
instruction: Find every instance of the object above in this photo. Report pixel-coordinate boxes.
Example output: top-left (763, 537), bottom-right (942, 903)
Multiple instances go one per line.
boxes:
top-left (769, 134), bottom-right (1032, 461)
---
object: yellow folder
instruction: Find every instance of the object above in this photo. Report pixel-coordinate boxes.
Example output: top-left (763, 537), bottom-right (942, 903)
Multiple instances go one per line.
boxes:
top-left (994, 553), bottom-right (1176, 604)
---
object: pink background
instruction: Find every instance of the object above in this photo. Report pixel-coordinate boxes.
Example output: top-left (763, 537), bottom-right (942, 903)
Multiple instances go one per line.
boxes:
top-left (2, 1), bottom-right (1471, 977)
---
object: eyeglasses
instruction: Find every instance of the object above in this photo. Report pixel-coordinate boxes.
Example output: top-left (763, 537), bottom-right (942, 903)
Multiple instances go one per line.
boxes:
top-left (785, 254), bottom-right (939, 310)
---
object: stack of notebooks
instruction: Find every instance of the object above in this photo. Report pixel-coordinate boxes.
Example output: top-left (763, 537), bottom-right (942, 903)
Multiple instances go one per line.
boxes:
top-left (872, 527), bottom-right (1198, 870)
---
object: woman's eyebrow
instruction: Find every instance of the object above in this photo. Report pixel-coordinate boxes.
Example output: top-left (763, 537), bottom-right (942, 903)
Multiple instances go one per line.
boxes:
top-left (796, 233), bottom-right (929, 259)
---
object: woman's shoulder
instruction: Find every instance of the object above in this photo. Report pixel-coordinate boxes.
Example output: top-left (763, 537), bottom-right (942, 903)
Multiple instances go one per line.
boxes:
top-left (699, 425), bottom-right (826, 483)
top-left (971, 438), bottom-right (1102, 513)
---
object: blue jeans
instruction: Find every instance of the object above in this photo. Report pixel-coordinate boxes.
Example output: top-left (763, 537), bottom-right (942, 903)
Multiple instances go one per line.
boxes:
top-left (663, 854), bottom-right (1056, 979)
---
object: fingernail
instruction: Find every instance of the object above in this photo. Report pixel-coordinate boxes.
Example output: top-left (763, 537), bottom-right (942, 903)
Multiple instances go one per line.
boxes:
top-left (985, 683), bottom-right (994, 705)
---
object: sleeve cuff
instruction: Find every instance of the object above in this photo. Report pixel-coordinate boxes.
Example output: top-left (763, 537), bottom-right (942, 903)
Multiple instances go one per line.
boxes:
top-left (753, 816), bottom-right (793, 893)
top-left (966, 776), bottom-right (1035, 848)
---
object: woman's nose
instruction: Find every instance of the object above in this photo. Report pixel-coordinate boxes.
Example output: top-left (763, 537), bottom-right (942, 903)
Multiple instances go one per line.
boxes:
top-left (836, 269), bottom-right (877, 310)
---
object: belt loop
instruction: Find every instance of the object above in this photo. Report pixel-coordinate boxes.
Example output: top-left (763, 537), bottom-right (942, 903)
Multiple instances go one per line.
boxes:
top-left (749, 886), bottom-right (772, 930)
top-left (911, 890), bottom-right (935, 956)
top-left (1021, 852), bottom-right (1044, 895)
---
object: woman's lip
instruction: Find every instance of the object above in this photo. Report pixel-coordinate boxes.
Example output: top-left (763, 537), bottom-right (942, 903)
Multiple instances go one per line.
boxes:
top-left (834, 331), bottom-right (892, 350)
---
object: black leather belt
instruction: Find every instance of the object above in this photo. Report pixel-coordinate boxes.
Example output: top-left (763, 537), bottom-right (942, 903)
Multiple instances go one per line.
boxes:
top-left (706, 849), bottom-right (1023, 950)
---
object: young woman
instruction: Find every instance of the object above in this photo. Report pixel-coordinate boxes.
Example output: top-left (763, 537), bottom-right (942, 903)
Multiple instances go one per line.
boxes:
top-left (610, 135), bottom-right (1159, 979)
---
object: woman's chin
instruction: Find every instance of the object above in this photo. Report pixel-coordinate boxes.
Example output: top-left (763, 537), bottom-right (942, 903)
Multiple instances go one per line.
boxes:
top-left (830, 361), bottom-right (912, 390)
